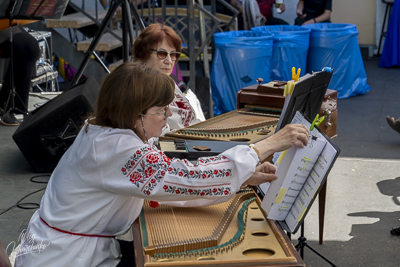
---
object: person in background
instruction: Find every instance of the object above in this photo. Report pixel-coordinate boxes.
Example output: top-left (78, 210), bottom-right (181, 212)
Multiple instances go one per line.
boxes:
top-left (15, 61), bottom-right (310, 266)
top-left (386, 116), bottom-right (400, 134)
top-left (257, 0), bottom-right (289, 25)
top-left (295, 0), bottom-right (332, 26)
top-left (131, 23), bottom-right (205, 132)
top-left (0, 20), bottom-right (40, 126)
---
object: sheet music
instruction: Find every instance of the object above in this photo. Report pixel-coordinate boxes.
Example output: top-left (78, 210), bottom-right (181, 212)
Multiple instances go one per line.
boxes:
top-left (261, 111), bottom-right (339, 233)
top-left (261, 135), bottom-right (326, 221)
top-left (285, 141), bottom-right (338, 232)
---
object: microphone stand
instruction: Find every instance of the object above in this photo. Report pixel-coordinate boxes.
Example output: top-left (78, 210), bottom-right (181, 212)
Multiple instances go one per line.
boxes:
top-left (3, 1), bottom-right (30, 120)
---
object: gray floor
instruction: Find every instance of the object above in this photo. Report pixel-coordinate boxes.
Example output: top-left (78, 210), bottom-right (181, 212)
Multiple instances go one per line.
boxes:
top-left (1, 56), bottom-right (400, 266)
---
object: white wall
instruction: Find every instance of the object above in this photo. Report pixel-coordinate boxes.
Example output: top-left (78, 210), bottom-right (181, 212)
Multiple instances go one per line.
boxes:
top-left (272, 0), bottom-right (298, 25)
top-left (272, 0), bottom-right (391, 52)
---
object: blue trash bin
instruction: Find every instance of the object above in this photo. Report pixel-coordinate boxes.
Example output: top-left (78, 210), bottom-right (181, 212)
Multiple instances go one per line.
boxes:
top-left (305, 23), bottom-right (371, 99)
top-left (251, 25), bottom-right (311, 81)
top-left (211, 30), bottom-right (273, 115)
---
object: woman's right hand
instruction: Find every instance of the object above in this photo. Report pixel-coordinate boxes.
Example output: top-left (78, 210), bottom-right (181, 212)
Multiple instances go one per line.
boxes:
top-left (254, 124), bottom-right (309, 161)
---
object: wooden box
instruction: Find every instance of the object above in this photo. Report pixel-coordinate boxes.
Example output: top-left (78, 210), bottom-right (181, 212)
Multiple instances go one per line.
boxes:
top-left (318, 89), bottom-right (338, 139)
top-left (237, 82), bottom-right (337, 139)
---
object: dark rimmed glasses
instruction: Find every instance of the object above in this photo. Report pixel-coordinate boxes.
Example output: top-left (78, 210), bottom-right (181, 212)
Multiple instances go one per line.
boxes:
top-left (150, 49), bottom-right (181, 61)
top-left (139, 106), bottom-right (169, 121)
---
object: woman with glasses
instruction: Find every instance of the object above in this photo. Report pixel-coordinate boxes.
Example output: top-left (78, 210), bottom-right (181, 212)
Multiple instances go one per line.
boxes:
top-left (15, 62), bottom-right (309, 267)
top-left (131, 23), bottom-right (205, 132)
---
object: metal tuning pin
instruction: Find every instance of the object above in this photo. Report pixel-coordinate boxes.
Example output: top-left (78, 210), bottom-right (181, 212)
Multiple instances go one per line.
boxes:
top-left (324, 109), bottom-right (332, 127)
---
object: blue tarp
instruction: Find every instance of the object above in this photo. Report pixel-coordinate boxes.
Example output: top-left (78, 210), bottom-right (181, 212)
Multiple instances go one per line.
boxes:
top-left (379, 0), bottom-right (400, 68)
top-left (211, 31), bottom-right (273, 115)
top-left (305, 23), bottom-right (371, 99)
top-left (251, 25), bottom-right (311, 81)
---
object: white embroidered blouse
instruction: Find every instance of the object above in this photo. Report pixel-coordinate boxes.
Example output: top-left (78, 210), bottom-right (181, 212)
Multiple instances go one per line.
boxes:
top-left (15, 121), bottom-right (259, 267)
top-left (167, 84), bottom-right (205, 131)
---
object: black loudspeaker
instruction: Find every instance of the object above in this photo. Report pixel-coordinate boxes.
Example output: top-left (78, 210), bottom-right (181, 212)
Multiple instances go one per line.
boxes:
top-left (13, 76), bottom-right (100, 173)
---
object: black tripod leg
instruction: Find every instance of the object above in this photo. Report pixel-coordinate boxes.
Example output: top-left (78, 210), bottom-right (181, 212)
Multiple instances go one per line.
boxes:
top-left (295, 223), bottom-right (337, 266)
top-left (295, 236), bottom-right (307, 259)
top-left (3, 5), bottom-right (30, 115)
top-left (4, 89), bottom-right (28, 115)
top-left (70, 2), bottom-right (119, 87)
top-left (304, 243), bottom-right (337, 266)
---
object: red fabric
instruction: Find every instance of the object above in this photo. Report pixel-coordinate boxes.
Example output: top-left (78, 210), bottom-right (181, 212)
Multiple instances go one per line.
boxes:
top-left (40, 217), bottom-right (115, 238)
top-left (257, 0), bottom-right (275, 18)
top-left (149, 201), bottom-right (159, 208)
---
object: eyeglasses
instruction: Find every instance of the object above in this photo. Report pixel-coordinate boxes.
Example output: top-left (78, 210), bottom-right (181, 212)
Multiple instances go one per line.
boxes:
top-left (139, 106), bottom-right (169, 120)
top-left (150, 49), bottom-right (181, 61)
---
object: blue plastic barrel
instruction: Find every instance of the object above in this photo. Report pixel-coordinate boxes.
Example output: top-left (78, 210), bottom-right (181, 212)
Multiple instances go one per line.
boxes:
top-left (211, 30), bottom-right (273, 115)
top-left (305, 23), bottom-right (371, 99)
top-left (252, 25), bottom-right (311, 81)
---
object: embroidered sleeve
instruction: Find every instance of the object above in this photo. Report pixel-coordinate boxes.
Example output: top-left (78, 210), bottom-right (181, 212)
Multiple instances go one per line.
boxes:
top-left (167, 85), bottom-right (204, 130)
top-left (169, 93), bottom-right (196, 128)
top-left (119, 144), bottom-right (241, 199)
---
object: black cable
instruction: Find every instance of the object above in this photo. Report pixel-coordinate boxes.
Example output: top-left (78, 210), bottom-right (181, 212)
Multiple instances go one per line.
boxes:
top-left (0, 174), bottom-right (50, 216)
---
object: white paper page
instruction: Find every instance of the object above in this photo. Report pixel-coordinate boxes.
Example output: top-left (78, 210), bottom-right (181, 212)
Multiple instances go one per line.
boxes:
top-left (285, 139), bottom-right (338, 232)
top-left (272, 111), bottom-right (316, 164)
top-left (261, 146), bottom-right (297, 215)
top-left (263, 136), bottom-right (326, 221)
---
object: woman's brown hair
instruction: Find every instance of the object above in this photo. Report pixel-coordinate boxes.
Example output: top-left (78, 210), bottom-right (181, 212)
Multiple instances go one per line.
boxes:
top-left (92, 61), bottom-right (175, 130)
top-left (130, 23), bottom-right (182, 62)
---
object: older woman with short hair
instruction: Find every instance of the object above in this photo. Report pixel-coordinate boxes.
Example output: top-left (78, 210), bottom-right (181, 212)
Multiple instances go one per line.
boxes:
top-left (131, 23), bottom-right (205, 132)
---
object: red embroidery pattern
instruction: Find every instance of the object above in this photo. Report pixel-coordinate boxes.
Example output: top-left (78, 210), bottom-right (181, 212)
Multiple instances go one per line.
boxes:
top-left (121, 147), bottom-right (233, 197)
top-left (121, 146), bottom-right (171, 195)
top-left (163, 185), bottom-right (232, 196)
top-left (170, 93), bottom-right (195, 127)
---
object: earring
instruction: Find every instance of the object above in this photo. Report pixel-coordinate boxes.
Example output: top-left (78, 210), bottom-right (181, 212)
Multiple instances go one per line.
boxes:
top-left (141, 116), bottom-right (148, 143)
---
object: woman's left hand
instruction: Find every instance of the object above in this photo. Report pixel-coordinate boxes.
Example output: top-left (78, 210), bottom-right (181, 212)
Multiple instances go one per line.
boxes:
top-left (243, 162), bottom-right (277, 187)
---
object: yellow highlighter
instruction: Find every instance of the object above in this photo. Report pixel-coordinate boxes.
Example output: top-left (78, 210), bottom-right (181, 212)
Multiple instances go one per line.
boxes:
top-left (289, 81), bottom-right (295, 94)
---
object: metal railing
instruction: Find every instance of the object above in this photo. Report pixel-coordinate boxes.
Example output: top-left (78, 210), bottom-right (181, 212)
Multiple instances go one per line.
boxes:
top-left (69, 0), bottom-right (238, 115)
